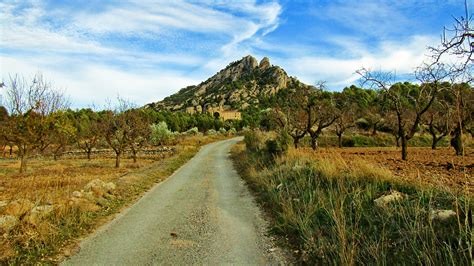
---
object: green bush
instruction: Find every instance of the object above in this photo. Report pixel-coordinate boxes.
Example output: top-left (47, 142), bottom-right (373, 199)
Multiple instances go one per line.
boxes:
top-left (341, 137), bottom-right (355, 147)
top-left (218, 127), bottom-right (227, 134)
top-left (265, 131), bottom-right (291, 157)
top-left (150, 121), bottom-right (173, 145)
top-left (243, 129), bottom-right (265, 153)
top-left (355, 118), bottom-right (370, 130)
top-left (206, 129), bottom-right (217, 135)
top-left (185, 127), bottom-right (199, 135)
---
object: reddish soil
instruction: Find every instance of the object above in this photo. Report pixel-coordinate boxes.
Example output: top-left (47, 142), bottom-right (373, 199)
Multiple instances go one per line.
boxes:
top-left (320, 146), bottom-right (473, 193)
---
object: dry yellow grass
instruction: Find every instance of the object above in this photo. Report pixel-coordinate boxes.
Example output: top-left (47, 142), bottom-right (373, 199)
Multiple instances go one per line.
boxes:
top-left (286, 146), bottom-right (473, 193)
top-left (0, 134), bottom-right (228, 263)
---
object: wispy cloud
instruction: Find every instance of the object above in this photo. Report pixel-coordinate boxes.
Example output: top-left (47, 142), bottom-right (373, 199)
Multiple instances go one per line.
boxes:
top-left (279, 35), bottom-right (438, 88)
top-left (1, 0), bottom-right (283, 107)
top-left (0, 0), bottom-right (459, 107)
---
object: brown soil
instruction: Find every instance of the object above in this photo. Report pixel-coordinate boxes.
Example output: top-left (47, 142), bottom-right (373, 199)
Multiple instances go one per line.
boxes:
top-left (316, 146), bottom-right (473, 193)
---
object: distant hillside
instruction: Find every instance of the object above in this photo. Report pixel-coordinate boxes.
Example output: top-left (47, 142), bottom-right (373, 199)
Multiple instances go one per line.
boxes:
top-left (146, 55), bottom-right (310, 112)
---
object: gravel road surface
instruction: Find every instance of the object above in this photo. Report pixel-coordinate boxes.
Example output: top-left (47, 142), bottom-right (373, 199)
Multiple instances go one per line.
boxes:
top-left (63, 137), bottom-right (284, 265)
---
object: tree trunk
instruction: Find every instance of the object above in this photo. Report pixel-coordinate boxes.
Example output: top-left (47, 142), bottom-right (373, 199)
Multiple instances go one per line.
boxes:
top-left (431, 135), bottom-right (445, 150)
top-left (132, 150), bottom-right (137, 163)
top-left (394, 135), bottom-right (400, 147)
top-left (401, 135), bottom-right (408, 161)
top-left (293, 138), bottom-right (299, 149)
top-left (431, 137), bottom-right (437, 150)
top-left (115, 152), bottom-right (121, 168)
top-left (20, 155), bottom-right (27, 173)
top-left (337, 133), bottom-right (342, 148)
top-left (311, 136), bottom-right (318, 150)
top-left (451, 125), bottom-right (463, 156)
top-left (87, 149), bottom-right (91, 160)
top-left (371, 123), bottom-right (377, 136)
top-left (9, 145), bottom-right (13, 158)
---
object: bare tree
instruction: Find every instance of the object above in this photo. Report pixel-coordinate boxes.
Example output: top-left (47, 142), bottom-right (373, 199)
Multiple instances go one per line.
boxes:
top-left (429, 0), bottom-right (473, 70)
top-left (423, 86), bottom-right (454, 149)
top-left (2, 73), bottom-right (68, 172)
top-left (103, 98), bottom-right (144, 167)
top-left (428, 1), bottom-right (473, 155)
top-left (306, 87), bottom-right (338, 150)
top-left (125, 108), bottom-right (151, 163)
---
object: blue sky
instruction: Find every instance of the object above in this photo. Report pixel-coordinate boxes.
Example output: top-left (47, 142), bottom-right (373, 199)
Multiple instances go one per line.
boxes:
top-left (0, 0), bottom-right (470, 108)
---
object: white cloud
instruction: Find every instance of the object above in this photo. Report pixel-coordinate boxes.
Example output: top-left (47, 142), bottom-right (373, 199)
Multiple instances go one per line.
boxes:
top-left (0, 0), bottom-right (283, 107)
top-left (279, 35), bottom-right (439, 89)
top-left (0, 55), bottom-right (201, 108)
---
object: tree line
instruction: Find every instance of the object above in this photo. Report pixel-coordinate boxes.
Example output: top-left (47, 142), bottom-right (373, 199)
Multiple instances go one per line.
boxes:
top-left (266, 78), bottom-right (472, 160)
top-left (0, 74), bottom-right (241, 173)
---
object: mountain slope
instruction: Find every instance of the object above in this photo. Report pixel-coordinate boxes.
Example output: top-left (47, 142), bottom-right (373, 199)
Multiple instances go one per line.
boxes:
top-left (146, 55), bottom-right (307, 112)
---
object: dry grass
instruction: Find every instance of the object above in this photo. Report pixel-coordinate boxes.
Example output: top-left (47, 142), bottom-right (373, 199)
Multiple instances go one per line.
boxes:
top-left (293, 146), bottom-right (474, 193)
top-left (0, 134), bottom-right (227, 264)
top-left (232, 137), bottom-right (473, 264)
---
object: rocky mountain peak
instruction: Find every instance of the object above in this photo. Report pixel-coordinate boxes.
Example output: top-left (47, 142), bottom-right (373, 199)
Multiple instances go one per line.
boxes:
top-left (259, 57), bottom-right (271, 69)
top-left (147, 55), bottom-right (307, 112)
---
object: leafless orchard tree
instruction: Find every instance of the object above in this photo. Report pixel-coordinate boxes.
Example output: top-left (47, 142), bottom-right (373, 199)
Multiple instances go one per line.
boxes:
top-left (1, 73), bottom-right (68, 173)
top-left (428, 1), bottom-right (473, 156)
top-left (306, 82), bottom-right (339, 150)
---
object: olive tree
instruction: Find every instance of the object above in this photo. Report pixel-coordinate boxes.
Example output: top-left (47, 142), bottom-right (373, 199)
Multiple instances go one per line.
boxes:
top-left (357, 64), bottom-right (445, 160)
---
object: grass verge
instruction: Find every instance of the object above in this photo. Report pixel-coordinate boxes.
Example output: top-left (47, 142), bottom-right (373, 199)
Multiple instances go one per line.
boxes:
top-left (231, 143), bottom-right (473, 265)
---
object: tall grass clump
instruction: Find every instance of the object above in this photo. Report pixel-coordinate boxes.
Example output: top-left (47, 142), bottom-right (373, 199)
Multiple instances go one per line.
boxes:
top-left (233, 131), bottom-right (473, 265)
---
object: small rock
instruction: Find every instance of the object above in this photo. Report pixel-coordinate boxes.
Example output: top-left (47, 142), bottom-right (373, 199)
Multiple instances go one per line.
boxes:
top-left (4, 199), bottom-right (34, 218)
top-left (26, 205), bottom-right (54, 225)
top-left (431, 209), bottom-right (456, 221)
top-left (0, 200), bottom-right (8, 212)
top-left (84, 179), bottom-right (116, 196)
top-left (104, 182), bottom-right (116, 193)
top-left (72, 191), bottom-right (83, 198)
top-left (0, 215), bottom-right (18, 232)
top-left (374, 191), bottom-right (406, 207)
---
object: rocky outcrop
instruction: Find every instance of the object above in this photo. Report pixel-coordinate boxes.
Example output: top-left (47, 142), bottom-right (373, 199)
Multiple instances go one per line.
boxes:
top-left (259, 57), bottom-right (271, 69)
top-left (147, 55), bottom-right (305, 112)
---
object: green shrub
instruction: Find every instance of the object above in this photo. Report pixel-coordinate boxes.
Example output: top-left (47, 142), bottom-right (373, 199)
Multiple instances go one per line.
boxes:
top-left (265, 131), bottom-right (291, 157)
top-left (150, 121), bottom-right (173, 145)
top-left (218, 127), bottom-right (227, 134)
top-left (243, 129), bottom-right (265, 152)
top-left (185, 127), bottom-right (199, 135)
top-left (341, 137), bottom-right (355, 147)
top-left (355, 118), bottom-right (370, 130)
top-left (206, 129), bottom-right (217, 135)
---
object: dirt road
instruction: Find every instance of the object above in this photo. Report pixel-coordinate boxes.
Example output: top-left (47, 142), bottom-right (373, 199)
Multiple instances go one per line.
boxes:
top-left (63, 137), bottom-right (284, 265)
